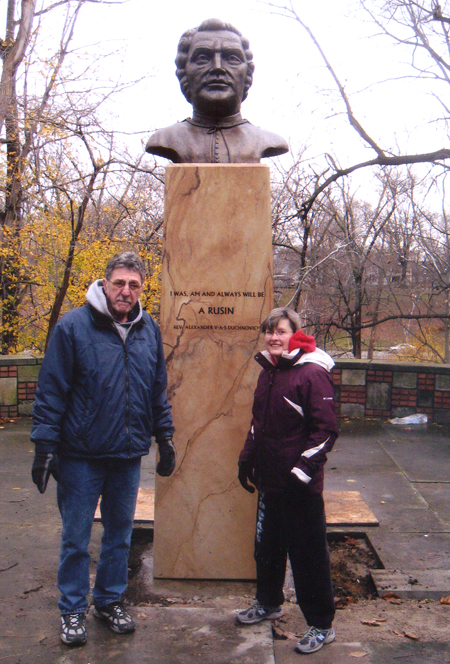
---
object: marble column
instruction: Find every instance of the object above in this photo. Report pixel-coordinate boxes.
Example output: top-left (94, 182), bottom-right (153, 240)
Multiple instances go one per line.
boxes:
top-left (154, 164), bottom-right (273, 579)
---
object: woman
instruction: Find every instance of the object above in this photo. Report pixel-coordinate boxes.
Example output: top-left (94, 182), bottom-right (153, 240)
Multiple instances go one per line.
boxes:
top-left (236, 307), bottom-right (338, 655)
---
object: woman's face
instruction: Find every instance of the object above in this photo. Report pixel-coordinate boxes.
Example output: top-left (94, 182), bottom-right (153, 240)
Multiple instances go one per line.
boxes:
top-left (264, 318), bottom-right (294, 358)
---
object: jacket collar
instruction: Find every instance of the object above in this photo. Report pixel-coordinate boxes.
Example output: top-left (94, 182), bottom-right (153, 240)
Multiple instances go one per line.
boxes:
top-left (88, 302), bottom-right (144, 328)
top-left (255, 349), bottom-right (303, 371)
top-left (256, 347), bottom-right (335, 373)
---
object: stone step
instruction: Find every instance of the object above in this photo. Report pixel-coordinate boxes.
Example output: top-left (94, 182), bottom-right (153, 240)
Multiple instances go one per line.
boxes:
top-left (371, 569), bottom-right (450, 599)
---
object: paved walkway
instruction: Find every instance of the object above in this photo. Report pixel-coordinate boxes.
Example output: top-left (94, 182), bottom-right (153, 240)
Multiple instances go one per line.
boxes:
top-left (1, 418), bottom-right (450, 663)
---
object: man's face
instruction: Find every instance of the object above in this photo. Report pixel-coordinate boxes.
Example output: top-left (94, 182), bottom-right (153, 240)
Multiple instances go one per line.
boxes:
top-left (264, 318), bottom-right (294, 359)
top-left (103, 267), bottom-right (143, 323)
top-left (185, 30), bottom-right (248, 117)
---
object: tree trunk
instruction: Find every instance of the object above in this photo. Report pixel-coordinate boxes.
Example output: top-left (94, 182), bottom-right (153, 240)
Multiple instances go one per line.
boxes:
top-left (0, 0), bottom-right (36, 134)
top-left (0, 61), bottom-right (22, 353)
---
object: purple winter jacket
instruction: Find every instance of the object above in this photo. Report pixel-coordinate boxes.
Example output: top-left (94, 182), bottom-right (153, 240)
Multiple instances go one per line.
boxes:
top-left (239, 347), bottom-right (338, 494)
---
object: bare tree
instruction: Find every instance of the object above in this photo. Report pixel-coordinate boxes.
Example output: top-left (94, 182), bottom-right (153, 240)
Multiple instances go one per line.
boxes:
top-left (271, 156), bottom-right (345, 314)
top-left (0, 0), bottom-right (156, 353)
top-left (0, 0), bottom-right (36, 135)
top-left (268, 1), bottom-right (450, 225)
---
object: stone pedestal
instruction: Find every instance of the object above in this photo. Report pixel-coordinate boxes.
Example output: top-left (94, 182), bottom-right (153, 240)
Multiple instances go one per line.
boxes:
top-left (154, 164), bottom-right (273, 579)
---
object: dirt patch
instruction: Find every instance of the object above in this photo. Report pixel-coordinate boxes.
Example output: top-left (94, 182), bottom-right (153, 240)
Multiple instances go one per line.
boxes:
top-left (280, 533), bottom-right (380, 608)
top-left (329, 534), bottom-right (381, 606)
top-left (124, 529), bottom-right (172, 607)
top-left (124, 530), bottom-right (381, 607)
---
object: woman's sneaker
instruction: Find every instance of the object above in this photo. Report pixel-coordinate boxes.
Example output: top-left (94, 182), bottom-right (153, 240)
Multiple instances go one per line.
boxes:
top-left (93, 601), bottom-right (135, 634)
top-left (295, 626), bottom-right (335, 654)
top-left (236, 601), bottom-right (284, 624)
top-left (60, 612), bottom-right (87, 646)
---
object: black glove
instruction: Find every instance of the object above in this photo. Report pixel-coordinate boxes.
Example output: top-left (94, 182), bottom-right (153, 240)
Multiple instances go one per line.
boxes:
top-left (238, 460), bottom-right (256, 493)
top-left (32, 452), bottom-right (60, 494)
top-left (156, 439), bottom-right (176, 477)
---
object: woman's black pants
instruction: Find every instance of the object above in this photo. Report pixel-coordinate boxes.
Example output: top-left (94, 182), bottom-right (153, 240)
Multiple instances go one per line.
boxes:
top-left (254, 485), bottom-right (335, 629)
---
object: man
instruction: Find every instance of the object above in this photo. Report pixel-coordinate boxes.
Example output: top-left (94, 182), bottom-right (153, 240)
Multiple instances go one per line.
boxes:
top-left (236, 307), bottom-right (338, 655)
top-left (146, 18), bottom-right (288, 163)
top-left (31, 251), bottom-right (175, 647)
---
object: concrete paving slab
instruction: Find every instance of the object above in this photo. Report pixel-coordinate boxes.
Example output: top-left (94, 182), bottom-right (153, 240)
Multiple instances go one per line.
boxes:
top-left (367, 531), bottom-right (450, 570)
top-left (3, 417), bottom-right (450, 664)
top-left (413, 483), bottom-right (450, 528)
top-left (371, 569), bottom-right (450, 599)
top-left (329, 435), bottom-right (399, 475)
top-left (276, 598), bottom-right (450, 664)
top-left (2, 607), bottom-right (274, 664)
top-left (273, 639), bottom-right (449, 664)
top-left (380, 427), bottom-right (450, 483)
top-left (364, 641), bottom-right (450, 664)
top-left (375, 504), bottom-right (449, 534)
top-left (274, 639), bottom-right (369, 664)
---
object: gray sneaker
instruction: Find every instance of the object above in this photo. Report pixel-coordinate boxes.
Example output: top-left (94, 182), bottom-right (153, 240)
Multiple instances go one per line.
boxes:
top-left (295, 626), bottom-right (335, 654)
top-left (236, 601), bottom-right (284, 624)
top-left (93, 602), bottom-right (135, 634)
top-left (60, 612), bottom-right (87, 646)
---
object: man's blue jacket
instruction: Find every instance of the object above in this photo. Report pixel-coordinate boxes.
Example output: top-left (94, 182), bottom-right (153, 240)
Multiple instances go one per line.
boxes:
top-left (31, 302), bottom-right (174, 460)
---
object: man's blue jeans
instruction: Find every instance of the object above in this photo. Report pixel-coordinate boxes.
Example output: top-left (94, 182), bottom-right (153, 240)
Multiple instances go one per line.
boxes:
top-left (56, 456), bottom-right (141, 615)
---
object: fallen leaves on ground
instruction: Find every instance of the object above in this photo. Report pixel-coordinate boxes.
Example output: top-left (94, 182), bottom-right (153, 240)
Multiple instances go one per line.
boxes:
top-left (271, 621), bottom-right (297, 640)
top-left (335, 596), bottom-right (354, 609)
top-left (382, 592), bottom-right (400, 600)
top-left (361, 617), bottom-right (388, 627)
top-left (272, 625), bottom-right (288, 640)
top-left (440, 595), bottom-right (450, 605)
top-left (392, 630), bottom-right (419, 641)
top-left (350, 652), bottom-right (368, 658)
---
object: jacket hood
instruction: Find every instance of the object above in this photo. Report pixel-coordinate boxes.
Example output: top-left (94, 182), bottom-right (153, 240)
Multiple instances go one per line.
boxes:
top-left (288, 330), bottom-right (316, 354)
top-left (293, 348), bottom-right (335, 372)
top-left (86, 279), bottom-right (143, 323)
top-left (259, 347), bottom-right (335, 373)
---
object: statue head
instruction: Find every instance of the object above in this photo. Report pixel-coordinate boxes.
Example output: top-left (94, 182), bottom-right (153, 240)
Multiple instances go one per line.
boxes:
top-left (175, 18), bottom-right (255, 117)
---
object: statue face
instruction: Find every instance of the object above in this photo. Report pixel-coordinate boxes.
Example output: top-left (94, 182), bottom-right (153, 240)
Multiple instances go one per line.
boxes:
top-left (185, 30), bottom-right (248, 117)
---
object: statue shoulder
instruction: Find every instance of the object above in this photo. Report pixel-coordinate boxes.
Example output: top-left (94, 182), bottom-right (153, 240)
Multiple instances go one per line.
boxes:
top-left (244, 122), bottom-right (289, 158)
top-left (146, 121), bottom-right (193, 162)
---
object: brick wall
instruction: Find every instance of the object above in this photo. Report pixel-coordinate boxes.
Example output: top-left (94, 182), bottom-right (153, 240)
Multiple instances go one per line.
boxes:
top-left (333, 359), bottom-right (450, 424)
top-left (2, 355), bottom-right (450, 423)
top-left (0, 356), bottom-right (42, 418)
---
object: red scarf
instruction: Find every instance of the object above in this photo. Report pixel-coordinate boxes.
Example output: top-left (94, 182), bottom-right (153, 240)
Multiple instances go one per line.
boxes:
top-left (288, 330), bottom-right (316, 354)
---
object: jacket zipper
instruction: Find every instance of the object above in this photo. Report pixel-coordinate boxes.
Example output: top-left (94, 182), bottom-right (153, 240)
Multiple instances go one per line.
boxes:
top-left (262, 368), bottom-right (276, 435)
top-left (123, 335), bottom-right (131, 458)
top-left (257, 367), bottom-right (276, 478)
top-left (91, 307), bottom-right (139, 459)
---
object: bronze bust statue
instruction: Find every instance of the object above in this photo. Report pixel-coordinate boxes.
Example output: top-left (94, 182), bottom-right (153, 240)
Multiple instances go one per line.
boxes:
top-left (146, 18), bottom-right (289, 164)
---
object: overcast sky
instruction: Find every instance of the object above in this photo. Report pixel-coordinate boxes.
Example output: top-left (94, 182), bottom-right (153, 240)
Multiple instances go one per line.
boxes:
top-left (1, 0), bottom-right (443, 199)
top-left (64, 0), bottom-right (441, 171)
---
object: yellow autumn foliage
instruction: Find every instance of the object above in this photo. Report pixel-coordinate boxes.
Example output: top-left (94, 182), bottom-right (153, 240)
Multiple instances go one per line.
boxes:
top-left (13, 204), bottom-right (162, 352)
top-left (396, 325), bottom-right (446, 363)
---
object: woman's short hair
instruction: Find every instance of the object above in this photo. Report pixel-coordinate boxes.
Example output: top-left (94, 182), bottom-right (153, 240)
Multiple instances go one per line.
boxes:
top-left (260, 307), bottom-right (302, 334)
